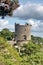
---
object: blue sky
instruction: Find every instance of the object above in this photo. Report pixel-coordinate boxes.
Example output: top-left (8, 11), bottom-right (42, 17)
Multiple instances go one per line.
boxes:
top-left (19, 0), bottom-right (43, 4)
top-left (0, 0), bottom-right (43, 37)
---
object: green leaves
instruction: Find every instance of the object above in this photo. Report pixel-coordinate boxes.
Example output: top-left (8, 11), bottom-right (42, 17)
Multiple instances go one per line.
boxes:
top-left (0, 35), bottom-right (43, 65)
top-left (0, 37), bottom-right (22, 65)
top-left (20, 41), bottom-right (43, 65)
top-left (0, 28), bottom-right (14, 40)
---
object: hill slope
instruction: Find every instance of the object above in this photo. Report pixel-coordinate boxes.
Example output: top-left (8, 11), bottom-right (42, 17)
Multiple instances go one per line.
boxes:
top-left (0, 37), bottom-right (22, 65)
top-left (0, 36), bottom-right (43, 65)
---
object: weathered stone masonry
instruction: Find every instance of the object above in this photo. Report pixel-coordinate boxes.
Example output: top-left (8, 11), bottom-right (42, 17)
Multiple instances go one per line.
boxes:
top-left (15, 23), bottom-right (31, 46)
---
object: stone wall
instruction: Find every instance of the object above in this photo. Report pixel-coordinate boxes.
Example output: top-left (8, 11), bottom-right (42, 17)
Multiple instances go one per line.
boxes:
top-left (15, 23), bottom-right (31, 45)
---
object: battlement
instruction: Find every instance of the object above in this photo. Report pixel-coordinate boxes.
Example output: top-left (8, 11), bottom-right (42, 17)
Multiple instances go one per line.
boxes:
top-left (15, 23), bottom-right (31, 26)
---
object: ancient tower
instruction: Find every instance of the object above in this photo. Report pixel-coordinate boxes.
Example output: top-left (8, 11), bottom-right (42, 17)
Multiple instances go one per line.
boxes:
top-left (15, 23), bottom-right (31, 46)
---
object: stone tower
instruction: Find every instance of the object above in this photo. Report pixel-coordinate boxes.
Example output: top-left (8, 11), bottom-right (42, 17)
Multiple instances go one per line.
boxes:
top-left (15, 23), bottom-right (31, 46)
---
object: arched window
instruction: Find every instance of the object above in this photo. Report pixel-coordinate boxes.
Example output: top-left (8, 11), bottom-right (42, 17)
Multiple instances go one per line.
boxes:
top-left (23, 35), bottom-right (27, 40)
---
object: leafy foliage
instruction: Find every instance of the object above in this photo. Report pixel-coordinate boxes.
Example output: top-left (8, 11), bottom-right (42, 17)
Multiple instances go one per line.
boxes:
top-left (20, 41), bottom-right (43, 65)
top-left (0, 28), bottom-right (14, 40)
top-left (0, 34), bottom-right (43, 65)
top-left (0, 37), bottom-right (22, 65)
top-left (0, 0), bottom-right (19, 19)
top-left (31, 35), bottom-right (43, 44)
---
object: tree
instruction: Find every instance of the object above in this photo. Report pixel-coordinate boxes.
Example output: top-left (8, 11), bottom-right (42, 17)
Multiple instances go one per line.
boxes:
top-left (0, 0), bottom-right (20, 19)
top-left (0, 28), bottom-right (13, 40)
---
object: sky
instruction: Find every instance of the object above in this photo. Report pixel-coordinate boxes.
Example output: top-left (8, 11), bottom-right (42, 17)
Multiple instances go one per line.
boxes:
top-left (0, 0), bottom-right (43, 38)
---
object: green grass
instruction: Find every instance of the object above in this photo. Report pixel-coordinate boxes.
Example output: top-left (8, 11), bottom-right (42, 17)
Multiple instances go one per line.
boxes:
top-left (0, 37), bottom-right (22, 65)
top-left (0, 37), bottom-right (43, 65)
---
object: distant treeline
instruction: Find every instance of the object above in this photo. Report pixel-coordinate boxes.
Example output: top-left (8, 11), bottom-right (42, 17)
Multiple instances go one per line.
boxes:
top-left (0, 28), bottom-right (15, 40)
top-left (31, 35), bottom-right (43, 44)
top-left (0, 28), bottom-right (43, 43)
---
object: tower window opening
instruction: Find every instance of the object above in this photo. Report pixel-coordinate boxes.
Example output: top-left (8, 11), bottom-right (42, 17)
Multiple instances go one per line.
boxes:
top-left (23, 35), bottom-right (27, 40)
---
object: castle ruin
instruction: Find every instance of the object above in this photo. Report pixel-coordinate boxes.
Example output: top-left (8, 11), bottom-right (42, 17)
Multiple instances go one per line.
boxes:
top-left (15, 23), bottom-right (31, 46)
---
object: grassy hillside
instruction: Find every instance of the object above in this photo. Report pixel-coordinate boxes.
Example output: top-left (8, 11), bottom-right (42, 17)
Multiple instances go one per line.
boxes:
top-left (0, 36), bottom-right (43, 65)
top-left (0, 37), bottom-right (22, 65)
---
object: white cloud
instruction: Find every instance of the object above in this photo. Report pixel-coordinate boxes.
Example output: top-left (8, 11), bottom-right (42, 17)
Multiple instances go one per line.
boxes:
top-left (27, 19), bottom-right (43, 37)
top-left (0, 20), bottom-right (8, 25)
top-left (13, 3), bottom-right (43, 20)
top-left (0, 20), bottom-right (14, 31)
top-left (28, 19), bottom-right (39, 27)
top-left (27, 19), bottom-right (43, 30)
top-left (28, 19), bottom-right (41, 30)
